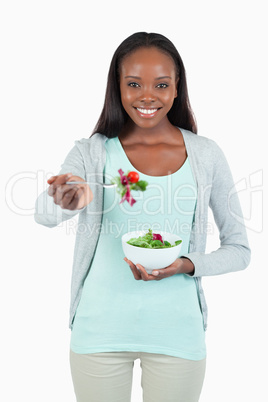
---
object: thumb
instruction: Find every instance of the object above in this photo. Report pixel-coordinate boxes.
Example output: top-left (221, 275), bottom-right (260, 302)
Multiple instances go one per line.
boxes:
top-left (47, 176), bottom-right (56, 184)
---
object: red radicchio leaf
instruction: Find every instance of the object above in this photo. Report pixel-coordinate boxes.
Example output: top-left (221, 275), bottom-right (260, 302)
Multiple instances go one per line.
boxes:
top-left (118, 169), bottom-right (137, 206)
top-left (153, 233), bottom-right (164, 243)
top-left (118, 169), bottom-right (129, 185)
top-left (120, 186), bottom-right (136, 206)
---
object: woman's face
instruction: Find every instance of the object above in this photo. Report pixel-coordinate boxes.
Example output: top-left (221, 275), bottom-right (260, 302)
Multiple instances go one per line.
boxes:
top-left (119, 47), bottom-right (179, 129)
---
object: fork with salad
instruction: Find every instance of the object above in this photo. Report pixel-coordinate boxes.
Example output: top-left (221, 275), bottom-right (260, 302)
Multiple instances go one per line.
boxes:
top-left (111, 169), bottom-right (148, 206)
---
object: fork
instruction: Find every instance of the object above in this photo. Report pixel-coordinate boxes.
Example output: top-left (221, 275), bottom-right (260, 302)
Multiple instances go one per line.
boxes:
top-left (66, 181), bottom-right (117, 188)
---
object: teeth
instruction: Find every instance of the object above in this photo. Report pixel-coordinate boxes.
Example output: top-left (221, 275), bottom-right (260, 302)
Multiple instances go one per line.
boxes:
top-left (137, 108), bottom-right (158, 115)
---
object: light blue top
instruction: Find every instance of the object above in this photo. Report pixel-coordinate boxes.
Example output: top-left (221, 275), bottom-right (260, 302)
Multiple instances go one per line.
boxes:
top-left (35, 130), bottom-right (251, 332)
top-left (70, 137), bottom-right (206, 360)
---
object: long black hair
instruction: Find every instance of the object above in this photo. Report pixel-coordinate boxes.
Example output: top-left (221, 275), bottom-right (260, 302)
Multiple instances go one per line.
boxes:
top-left (92, 32), bottom-right (197, 137)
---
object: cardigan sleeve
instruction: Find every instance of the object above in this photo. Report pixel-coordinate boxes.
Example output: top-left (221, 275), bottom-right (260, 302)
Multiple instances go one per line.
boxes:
top-left (183, 141), bottom-right (251, 276)
top-left (34, 142), bottom-right (87, 228)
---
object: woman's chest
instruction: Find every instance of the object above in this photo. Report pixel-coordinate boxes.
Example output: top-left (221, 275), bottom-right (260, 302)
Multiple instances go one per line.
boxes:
top-left (121, 143), bottom-right (187, 176)
top-left (104, 139), bottom-right (197, 224)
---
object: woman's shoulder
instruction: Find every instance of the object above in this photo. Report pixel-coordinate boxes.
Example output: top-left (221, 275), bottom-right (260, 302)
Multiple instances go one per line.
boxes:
top-left (180, 127), bottom-right (218, 147)
top-left (75, 133), bottom-right (108, 146)
top-left (180, 128), bottom-right (225, 162)
top-left (73, 133), bottom-right (108, 153)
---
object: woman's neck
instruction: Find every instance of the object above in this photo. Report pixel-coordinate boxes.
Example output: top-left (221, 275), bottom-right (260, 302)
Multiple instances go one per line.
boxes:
top-left (119, 118), bottom-right (180, 145)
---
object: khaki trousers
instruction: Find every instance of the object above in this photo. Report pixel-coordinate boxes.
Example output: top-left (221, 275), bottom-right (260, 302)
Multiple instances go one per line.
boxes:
top-left (70, 350), bottom-right (206, 402)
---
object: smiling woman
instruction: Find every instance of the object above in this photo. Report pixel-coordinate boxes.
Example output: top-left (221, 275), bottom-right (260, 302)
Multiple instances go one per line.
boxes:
top-left (93, 32), bottom-right (197, 139)
top-left (34, 31), bottom-right (250, 402)
top-left (119, 47), bottom-right (179, 128)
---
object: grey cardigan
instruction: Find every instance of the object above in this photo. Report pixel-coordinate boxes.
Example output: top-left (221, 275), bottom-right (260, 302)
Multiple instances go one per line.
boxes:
top-left (34, 128), bottom-right (251, 330)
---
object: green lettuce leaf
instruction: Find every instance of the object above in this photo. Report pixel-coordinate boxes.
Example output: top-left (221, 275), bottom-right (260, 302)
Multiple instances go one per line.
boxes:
top-left (126, 229), bottom-right (182, 249)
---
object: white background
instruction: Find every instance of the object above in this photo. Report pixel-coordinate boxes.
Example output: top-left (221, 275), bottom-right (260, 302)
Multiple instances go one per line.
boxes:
top-left (1, 1), bottom-right (267, 401)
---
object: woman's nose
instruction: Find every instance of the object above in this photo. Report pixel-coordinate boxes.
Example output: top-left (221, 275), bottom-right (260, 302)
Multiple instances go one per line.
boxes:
top-left (138, 88), bottom-right (157, 102)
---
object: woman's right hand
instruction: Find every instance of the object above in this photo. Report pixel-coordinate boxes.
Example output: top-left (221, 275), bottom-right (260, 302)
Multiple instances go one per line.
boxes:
top-left (47, 173), bottom-right (93, 210)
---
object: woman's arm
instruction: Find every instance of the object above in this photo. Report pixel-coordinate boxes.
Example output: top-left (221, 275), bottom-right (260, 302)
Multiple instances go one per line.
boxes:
top-left (183, 142), bottom-right (251, 277)
top-left (34, 143), bottom-right (88, 228)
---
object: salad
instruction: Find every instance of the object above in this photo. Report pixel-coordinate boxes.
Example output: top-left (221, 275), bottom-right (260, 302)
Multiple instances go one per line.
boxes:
top-left (111, 169), bottom-right (148, 206)
top-left (127, 229), bottom-right (182, 249)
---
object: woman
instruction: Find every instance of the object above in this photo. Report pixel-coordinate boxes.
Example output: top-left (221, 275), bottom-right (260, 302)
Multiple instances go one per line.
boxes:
top-left (34, 32), bottom-right (250, 402)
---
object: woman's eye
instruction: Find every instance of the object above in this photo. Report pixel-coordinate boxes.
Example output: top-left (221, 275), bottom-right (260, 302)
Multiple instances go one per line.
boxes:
top-left (128, 82), bottom-right (140, 88)
top-left (157, 83), bottom-right (168, 89)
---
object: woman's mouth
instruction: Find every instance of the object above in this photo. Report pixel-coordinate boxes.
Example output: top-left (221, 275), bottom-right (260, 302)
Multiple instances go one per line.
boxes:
top-left (134, 107), bottom-right (161, 118)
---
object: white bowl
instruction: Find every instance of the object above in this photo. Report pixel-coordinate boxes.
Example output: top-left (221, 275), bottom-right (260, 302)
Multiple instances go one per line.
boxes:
top-left (121, 230), bottom-right (183, 274)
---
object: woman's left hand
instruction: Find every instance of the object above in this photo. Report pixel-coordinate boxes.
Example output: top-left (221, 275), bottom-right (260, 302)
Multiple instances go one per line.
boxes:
top-left (124, 257), bottom-right (194, 281)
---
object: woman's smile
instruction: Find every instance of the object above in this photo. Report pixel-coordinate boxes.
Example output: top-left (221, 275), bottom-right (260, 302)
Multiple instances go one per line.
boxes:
top-left (134, 107), bottom-right (162, 118)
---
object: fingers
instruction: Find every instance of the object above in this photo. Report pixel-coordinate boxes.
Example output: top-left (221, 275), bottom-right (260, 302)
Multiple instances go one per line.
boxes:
top-left (64, 186), bottom-right (85, 210)
top-left (124, 257), bottom-right (181, 281)
top-left (136, 264), bottom-right (152, 281)
top-left (57, 186), bottom-right (81, 209)
top-left (124, 258), bottom-right (181, 282)
top-left (124, 258), bottom-right (142, 280)
top-left (47, 176), bottom-right (56, 184)
top-left (124, 258), bottom-right (159, 281)
top-left (149, 263), bottom-right (180, 280)
top-left (47, 173), bottom-right (73, 196)
top-left (136, 265), bottom-right (164, 281)
top-left (47, 173), bottom-right (72, 185)
top-left (57, 185), bottom-right (85, 209)
top-left (47, 173), bottom-right (90, 210)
